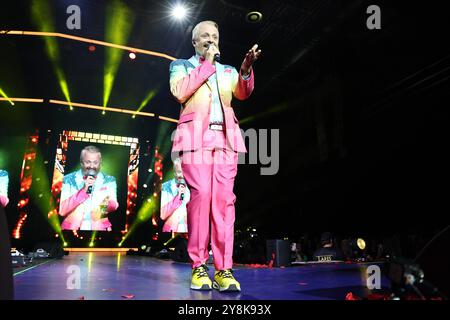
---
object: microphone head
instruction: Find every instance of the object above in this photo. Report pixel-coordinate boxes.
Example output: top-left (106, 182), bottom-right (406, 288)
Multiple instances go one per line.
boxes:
top-left (87, 169), bottom-right (97, 178)
top-left (206, 43), bottom-right (220, 62)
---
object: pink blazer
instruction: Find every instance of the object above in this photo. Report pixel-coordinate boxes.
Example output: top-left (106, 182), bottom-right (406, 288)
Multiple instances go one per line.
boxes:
top-left (169, 55), bottom-right (254, 153)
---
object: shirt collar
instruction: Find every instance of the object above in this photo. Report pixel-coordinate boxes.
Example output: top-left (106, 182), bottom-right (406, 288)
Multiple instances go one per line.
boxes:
top-left (195, 53), bottom-right (204, 62)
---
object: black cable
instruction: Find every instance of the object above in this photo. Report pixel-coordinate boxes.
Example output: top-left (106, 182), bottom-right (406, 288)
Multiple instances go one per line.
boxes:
top-left (413, 224), bottom-right (450, 263)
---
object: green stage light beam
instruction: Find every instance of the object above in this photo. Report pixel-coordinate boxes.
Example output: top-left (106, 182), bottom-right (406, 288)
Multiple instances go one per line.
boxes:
top-left (31, 0), bottom-right (72, 109)
top-left (239, 102), bottom-right (290, 125)
top-left (89, 230), bottom-right (97, 247)
top-left (100, 149), bottom-right (129, 181)
top-left (103, 0), bottom-right (135, 110)
top-left (133, 89), bottom-right (158, 116)
top-left (0, 88), bottom-right (14, 105)
top-left (30, 150), bottom-right (66, 244)
top-left (0, 149), bottom-right (8, 168)
top-left (119, 194), bottom-right (157, 246)
top-left (154, 120), bottom-right (175, 159)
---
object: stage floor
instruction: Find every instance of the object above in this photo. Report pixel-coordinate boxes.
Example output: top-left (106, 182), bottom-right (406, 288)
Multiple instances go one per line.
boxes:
top-left (13, 252), bottom-right (390, 300)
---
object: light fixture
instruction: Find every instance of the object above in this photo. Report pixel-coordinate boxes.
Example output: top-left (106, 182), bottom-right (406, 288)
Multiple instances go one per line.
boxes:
top-left (357, 238), bottom-right (366, 250)
top-left (246, 11), bottom-right (263, 23)
top-left (171, 4), bottom-right (188, 20)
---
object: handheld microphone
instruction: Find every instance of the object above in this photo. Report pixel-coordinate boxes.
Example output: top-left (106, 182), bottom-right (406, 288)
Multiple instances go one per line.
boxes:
top-left (86, 169), bottom-right (97, 194)
top-left (207, 43), bottom-right (220, 62)
top-left (178, 179), bottom-right (186, 200)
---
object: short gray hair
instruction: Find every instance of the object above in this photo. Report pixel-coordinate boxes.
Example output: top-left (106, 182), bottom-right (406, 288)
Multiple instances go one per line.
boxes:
top-left (192, 20), bottom-right (219, 41)
top-left (80, 145), bottom-right (102, 162)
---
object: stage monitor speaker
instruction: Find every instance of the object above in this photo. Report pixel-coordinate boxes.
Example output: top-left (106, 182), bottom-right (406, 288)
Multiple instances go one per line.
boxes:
top-left (266, 239), bottom-right (291, 267)
top-left (33, 242), bottom-right (64, 259)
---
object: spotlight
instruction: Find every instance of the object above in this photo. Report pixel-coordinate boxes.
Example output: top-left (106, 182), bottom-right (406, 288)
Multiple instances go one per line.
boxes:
top-left (129, 52), bottom-right (136, 60)
top-left (88, 45), bottom-right (96, 52)
top-left (143, 184), bottom-right (148, 188)
top-left (341, 237), bottom-right (368, 261)
top-left (357, 238), bottom-right (366, 250)
top-left (246, 11), bottom-right (263, 23)
top-left (171, 4), bottom-right (188, 20)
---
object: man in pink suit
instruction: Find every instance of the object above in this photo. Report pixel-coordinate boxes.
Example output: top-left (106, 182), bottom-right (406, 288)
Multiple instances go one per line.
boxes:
top-left (58, 146), bottom-right (119, 231)
top-left (169, 20), bottom-right (261, 292)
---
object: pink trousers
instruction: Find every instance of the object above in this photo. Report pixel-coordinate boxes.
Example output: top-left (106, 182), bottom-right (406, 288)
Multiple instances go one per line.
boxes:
top-left (181, 130), bottom-right (238, 270)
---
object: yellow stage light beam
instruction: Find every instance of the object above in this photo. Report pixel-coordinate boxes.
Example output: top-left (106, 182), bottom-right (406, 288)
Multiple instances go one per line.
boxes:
top-left (0, 88), bottom-right (14, 105)
top-left (30, 0), bottom-right (72, 109)
top-left (119, 194), bottom-right (158, 246)
top-left (0, 31), bottom-right (176, 61)
top-left (103, 0), bottom-right (136, 110)
top-left (30, 151), bottom-right (66, 245)
top-left (134, 89), bottom-right (157, 116)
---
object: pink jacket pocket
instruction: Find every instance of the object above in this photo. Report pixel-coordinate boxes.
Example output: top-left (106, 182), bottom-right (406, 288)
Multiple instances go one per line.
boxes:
top-left (178, 112), bottom-right (196, 124)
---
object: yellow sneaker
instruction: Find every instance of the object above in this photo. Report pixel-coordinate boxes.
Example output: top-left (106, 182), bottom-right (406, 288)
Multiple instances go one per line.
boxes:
top-left (191, 265), bottom-right (212, 290)
top-left (213, 269), bottom-right (241, 292)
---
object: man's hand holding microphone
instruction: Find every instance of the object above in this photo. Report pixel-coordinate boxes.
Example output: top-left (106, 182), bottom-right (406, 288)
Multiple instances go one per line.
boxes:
top-left (84, 170), bottom-right (96, 194)
top-left (177, 181), bottom-right (186, 201)
top-left (205, 42), bottom-right (220, 64)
